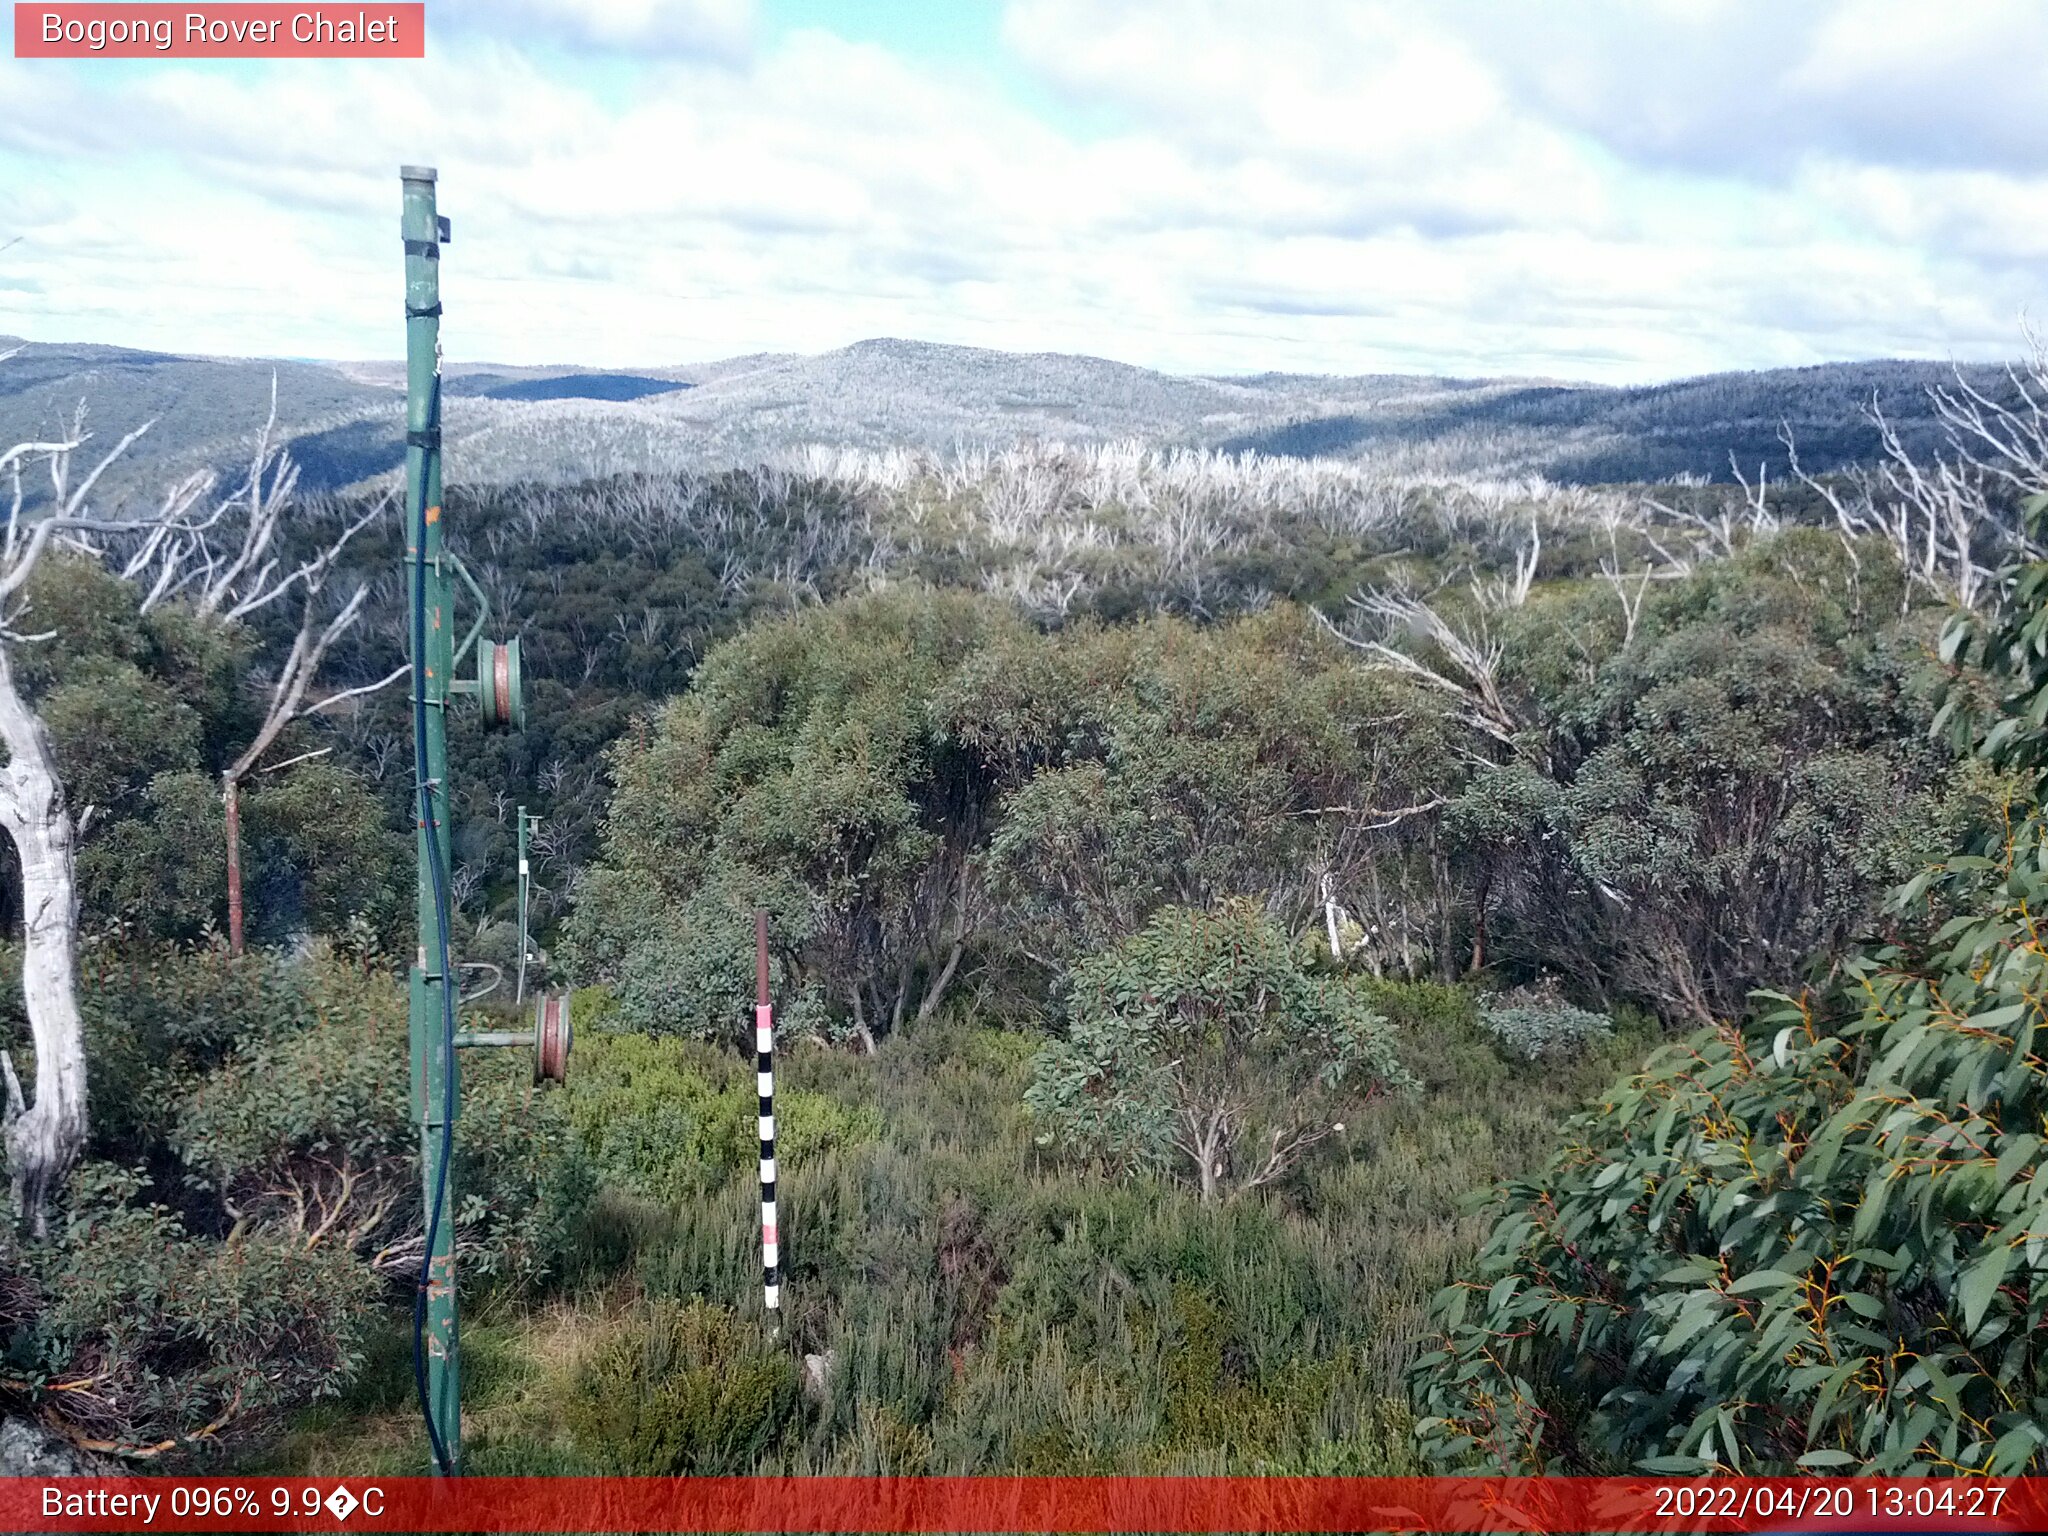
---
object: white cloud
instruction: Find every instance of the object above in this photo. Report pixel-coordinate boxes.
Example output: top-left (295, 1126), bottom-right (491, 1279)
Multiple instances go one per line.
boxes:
top-left (436, 0), bottom-right (755, 59)
top-left (0, 0), bottom-right (2040, 383)
top-left (1000, 0), bottom-right (1611, 237)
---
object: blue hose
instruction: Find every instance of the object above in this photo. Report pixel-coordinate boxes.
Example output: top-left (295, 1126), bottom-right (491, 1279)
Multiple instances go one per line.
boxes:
top-left (409, 374), bottom-right (458, 1477)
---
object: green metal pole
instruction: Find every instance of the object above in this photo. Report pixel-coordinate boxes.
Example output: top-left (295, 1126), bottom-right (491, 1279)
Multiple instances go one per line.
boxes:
top-left (402, 163), bottom-right (461, 1475)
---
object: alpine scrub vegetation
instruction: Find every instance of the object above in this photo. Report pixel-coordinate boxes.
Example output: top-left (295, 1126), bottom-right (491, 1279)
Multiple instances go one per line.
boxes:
top-left (1477, 981), bottom-right (1614, 1065)
top-left (1026, 902), bottom-right (1414, 1201)
top-left (13, 346), bottom-right (2048, 1469)
top-left (1410, 499), bottom-right (2048, 1477)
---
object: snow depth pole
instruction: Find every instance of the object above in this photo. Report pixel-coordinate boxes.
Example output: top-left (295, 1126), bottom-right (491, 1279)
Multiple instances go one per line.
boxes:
top-left (756, 909), bottom-right (781, 1332)
top-left (402, 163), bottom-right (461, 1476)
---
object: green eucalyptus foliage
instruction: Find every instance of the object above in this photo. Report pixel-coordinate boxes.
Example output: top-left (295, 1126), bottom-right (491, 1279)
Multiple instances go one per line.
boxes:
top-left (1027, 902), bottom-right (1415, 1199)
top-left (1411, 823), bottom-right (2048, 1474)
top-left (10, 551), bottom-right (403, 946)
top-left (67, 945), bottom-right (588, 1291)
top-left (574, 593), bottom-right (1451, 1042)
top-left (241, 760), bottom-right (408, 944)
top-left (1479, 982), bottom-right (1614, 1064)
top-left (1937, 492), bottom-right (2048, 782)
top-left (568, 588), bottom-right (1029, 1040)
top-left (1413, 509), bottom-right (2048, 1475)
top-left (1453, 533), bottom-right (1969, 1023)
top-left (980, 608), bottom-right (1450, 969)
top-left (9, 1162), bottom-right (373, 1453)
top-left (77, 771), bottom-right (227, 937)
top-left (41, 657), bottom-right (202, 813)
top-left (566, 862), bottom-right (821, 1041)
top-left (577, 538), bottom-right (1962, 1041)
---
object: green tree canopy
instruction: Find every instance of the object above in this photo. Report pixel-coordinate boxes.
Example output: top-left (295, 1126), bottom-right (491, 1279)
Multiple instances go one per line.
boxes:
top-left (1411, 503), bottom-right (2048, 1476)
top-left (1027, 901), bottom-right (1415, 1201)
top-left (569, 593), bottom-right (1457, 1044)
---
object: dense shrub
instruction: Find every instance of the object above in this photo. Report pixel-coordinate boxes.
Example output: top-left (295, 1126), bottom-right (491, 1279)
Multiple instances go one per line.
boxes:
top-left (575, 550), bottom-right (1966, 1042)
top-left (563, 1032), bottom-right (878, 1202)
top-left (13, 553), bottom-right (403, 948)
top-left (451, 1057), bottom-right (599, 1292)
top-left (9, 1163), bottom-right (374, 1453)
top-left (568, 590), bottom-right (1030, 1047)
top-left (979, 610), bottom-right (1452, 970)
top-left (1449, 535), bottom-right (1970, 1023)
top-left (1412, 817), bottom-right (2048, 1474)
top-left (241, 760), bottom-right (408, 945)
top-left (565, 864), bottom-right (824, 1043)
top-left (171, 956), bottom-right (412, 1250)
top-left (75, 946), bottom-right (591, 1290)
top-left (1414, 494), bottom-right (2048, 1476)
top-left (1027, 902), bottom-right (1414, 1200)
top-left (564, 1299), bottom-right (799, 1474)
top-left (1479, 981), bottom-right (1614, 1064)
top-left (573, 594), bottom-right (1454, 1046)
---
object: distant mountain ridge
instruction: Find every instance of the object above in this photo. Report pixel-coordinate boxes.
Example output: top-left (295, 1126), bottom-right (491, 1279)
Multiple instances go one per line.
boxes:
top-left (0, 333), bottom-right (2009, 504)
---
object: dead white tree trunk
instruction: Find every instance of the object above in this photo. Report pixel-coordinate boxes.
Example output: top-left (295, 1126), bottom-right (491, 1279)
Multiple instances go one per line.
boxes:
top-left (1319, 586), bottom-right (1520, 753)
top-left (0, 408), bottom-right (169, 1235)
top-left (0, 639), bottom-right (84, 1239)
top-left (0, 372), bottom-right (394, 1229)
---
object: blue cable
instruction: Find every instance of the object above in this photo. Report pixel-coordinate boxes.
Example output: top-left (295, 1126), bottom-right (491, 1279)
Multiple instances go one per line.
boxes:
top-left (409, 372), bottom-right (458, 1477)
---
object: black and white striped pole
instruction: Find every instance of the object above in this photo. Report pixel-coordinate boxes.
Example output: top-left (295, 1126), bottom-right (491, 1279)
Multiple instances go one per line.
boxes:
top-left (755, 909), bottom-right (781, 1332)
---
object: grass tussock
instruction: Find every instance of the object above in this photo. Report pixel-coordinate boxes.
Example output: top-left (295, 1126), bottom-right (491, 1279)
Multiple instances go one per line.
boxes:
top-left (265, 980), bottom-right (1645, 1474)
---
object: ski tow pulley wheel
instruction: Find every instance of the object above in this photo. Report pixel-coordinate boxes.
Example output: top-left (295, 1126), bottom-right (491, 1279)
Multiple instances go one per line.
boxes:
top-left (477, 636), bottom-right (524, 731)
top-left (533, 991), bottom-right (571, 1085)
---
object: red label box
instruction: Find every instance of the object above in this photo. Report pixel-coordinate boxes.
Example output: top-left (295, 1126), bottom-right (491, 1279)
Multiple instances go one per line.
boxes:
top-left (2, 1476), bottom-right (2045, 1534)
top-left (14, 4), bottom-right (425, 58)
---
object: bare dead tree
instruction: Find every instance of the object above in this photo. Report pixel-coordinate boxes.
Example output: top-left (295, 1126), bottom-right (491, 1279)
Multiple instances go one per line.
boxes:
top-left (1469, 520), bottom-right (1540, 611)
top-left (528, 817), bottom-right (573, 877)
top-left (1784, 350), bottom-right (2048, 615)
top-left (1597, 518), bottom-right (1656, 649)
top-left (129, 391), bottom-right (405, 953)
top-left (449, 861), bottom-right (485, 915)
top-left (1727, 452), bottom-right (1780, 539)
top-left (1923, 333), bottom-right (2048, 504)
top-left (1320, 588), bottom-right (1521, 752)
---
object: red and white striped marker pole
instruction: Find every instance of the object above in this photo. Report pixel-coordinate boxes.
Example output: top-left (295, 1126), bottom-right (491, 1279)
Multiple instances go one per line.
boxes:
top-left (755, 909), bottom-right (780, 1330)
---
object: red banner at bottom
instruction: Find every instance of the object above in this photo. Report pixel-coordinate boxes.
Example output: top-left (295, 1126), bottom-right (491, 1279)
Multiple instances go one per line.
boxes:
top-left (4, 1476), bottom-right (2043, 1534)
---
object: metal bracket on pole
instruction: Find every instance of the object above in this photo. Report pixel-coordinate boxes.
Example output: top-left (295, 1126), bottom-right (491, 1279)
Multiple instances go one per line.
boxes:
top-left (446, 550), bottom-right (490, 672)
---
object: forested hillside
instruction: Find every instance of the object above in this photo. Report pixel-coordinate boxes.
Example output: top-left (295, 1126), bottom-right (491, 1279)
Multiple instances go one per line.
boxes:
top-left (0, 348), bottom-right (2044, 1475)
top-left (0, 335), bottom-right (2017, 510)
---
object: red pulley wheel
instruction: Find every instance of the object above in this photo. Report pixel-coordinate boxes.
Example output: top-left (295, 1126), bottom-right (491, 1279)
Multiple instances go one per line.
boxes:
top-left (492, 641), bottom-right (511, 721)
top-left (476, 636), bottom-right (524, 731)
top-left (534, 992), bottom-right (571, 1084)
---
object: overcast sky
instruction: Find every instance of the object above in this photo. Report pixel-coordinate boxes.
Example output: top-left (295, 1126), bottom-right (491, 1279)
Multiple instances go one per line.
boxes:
top-left (2, 0), bottom-right (2044, 383)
